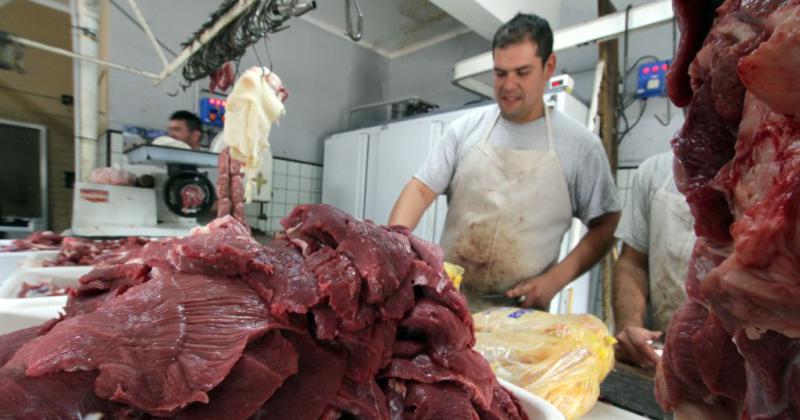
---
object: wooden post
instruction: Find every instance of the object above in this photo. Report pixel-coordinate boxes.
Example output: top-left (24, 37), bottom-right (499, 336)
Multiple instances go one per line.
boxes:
top-left (598, 0), bottom-right (619, 171)
top-left (598, 0), bottom-right (619, 325)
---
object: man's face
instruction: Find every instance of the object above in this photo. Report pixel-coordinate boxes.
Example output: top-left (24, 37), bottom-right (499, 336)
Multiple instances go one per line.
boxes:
top-left (167, 119), bottom-right (200, 149)
top-left (493, 40), bottom-right (556, 123)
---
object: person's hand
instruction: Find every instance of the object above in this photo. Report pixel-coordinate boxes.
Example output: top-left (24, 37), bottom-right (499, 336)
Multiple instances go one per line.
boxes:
top-left (615, 326), bottom-right (662, 367)
top-left (506, 271), bottom-right (565, 310)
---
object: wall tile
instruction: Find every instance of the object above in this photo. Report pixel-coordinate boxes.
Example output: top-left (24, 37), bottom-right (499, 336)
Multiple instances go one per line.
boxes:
top-left (300, 191), bottom-right (312, 204)
top-left (274, 159), bottom-right (287, 174)
top-left (287, 190), bottom-right (299, 204)
top-left (287, 177), bottom-right (300, 191)
top-left (300, 164), bottom-right (313, 178)
top-left (287, 162), bottom-right (300, 176)
top-left (274, 174), bottom-right (287, 189)
top-left (299, 178), bottom-right (311, 192)
top-left (274, 188), bottom-right (286, 203)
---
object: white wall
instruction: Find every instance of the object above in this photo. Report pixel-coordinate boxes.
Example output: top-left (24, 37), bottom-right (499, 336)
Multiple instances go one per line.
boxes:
top-left (107, 1), bottom-right (388, 164)
top-left (382, 32), bottom-right (490, 109)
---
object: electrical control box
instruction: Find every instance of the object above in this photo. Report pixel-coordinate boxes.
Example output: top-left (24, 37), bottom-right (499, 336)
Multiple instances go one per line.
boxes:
top-left (637, 60), bottom-right (671, 99)
top-left (199, 97), bottom-right (226, 127)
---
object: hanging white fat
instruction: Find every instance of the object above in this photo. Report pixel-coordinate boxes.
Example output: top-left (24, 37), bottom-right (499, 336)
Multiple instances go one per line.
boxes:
top-left (224, 66), bottom-right (286, 202)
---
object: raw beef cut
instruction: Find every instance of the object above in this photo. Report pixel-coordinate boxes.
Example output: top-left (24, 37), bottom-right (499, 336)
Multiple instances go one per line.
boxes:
top-left (656, 0), bottom-right (800, 418)
top-left (42, 236), bottom-right (150, 267)
top-left (17, 280), bottom-right (68, 298)
top-left (0, 231), bottom-right (62, 252)
top-left (0, 205), bottom-right (526, 419)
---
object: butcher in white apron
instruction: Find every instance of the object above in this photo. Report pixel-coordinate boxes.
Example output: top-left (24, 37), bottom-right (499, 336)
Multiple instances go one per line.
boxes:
top-left (648, 176), bottom-right (694, 332)
top-left (439, 106), bottom-right (573, 312)
top-left (387, 13), bottom-right (621, 313)
top-left (613, 152), bottom-right (695, 367)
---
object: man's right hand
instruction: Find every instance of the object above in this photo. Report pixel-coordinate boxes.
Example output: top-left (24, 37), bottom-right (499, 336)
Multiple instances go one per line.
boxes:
top-left (615, 326), bottom-right (662, 368)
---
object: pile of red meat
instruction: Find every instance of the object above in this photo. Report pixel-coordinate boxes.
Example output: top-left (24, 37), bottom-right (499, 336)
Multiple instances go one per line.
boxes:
top-left (656, 0), bottom-right (800, 418)
top-left (0, 232), bottom-right (63, 252)
top-left (0, 204), bottom-right (526, 419)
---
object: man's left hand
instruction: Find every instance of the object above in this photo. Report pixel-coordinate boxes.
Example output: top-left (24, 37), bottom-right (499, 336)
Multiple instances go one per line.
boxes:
top-left (506, 271), bottom-right (566, 309)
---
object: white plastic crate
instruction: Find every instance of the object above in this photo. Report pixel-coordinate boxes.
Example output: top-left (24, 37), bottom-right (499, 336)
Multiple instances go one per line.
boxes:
top-left (500, 379), bottom-right (565, 420)
top-left (0, 250), bottom-right (60, 286)
top-left (0, 266), bottom-right (92, 300)
top-left (0, 299), bottom-right (65, 335)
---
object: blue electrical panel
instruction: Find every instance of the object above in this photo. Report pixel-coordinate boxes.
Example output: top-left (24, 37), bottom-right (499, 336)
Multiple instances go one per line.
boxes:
top-left (637, 60), bottom-right (671, 99)
top-left (199, 97), bottom-right (226, 127)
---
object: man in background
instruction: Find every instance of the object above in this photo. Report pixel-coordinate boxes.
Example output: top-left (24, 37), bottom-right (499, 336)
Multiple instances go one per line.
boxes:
top-left (167, 110), bottom-right (203, 150)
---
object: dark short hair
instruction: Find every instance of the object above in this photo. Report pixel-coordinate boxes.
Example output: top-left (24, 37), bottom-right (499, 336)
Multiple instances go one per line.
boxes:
top-left (169, 110), bottom-right (202, 132)
top-left (492, 13), bottom-right (554, 64)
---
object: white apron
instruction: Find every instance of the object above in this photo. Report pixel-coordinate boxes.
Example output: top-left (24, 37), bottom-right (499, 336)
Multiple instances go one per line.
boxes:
top-left (440, 107), bottom-right (573, 310)
top-left (648, 175), bottom-right (694, 331)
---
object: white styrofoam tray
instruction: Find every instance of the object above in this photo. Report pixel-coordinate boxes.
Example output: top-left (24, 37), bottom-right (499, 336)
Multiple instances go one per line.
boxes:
top-left (0, 299), bottom-right (64, 335)
top-left (500, 379), bottom-right (565, 420)
top-left (0, 250), bottom-right (60, 285)
top-left (0, 266), bottom-right (92, 300)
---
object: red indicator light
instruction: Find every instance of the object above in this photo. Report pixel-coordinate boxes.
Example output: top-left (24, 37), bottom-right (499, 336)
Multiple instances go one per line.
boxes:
top-left (662, 63), bottom-right (669, 71)
top-left (552, 80), bottom-right (563, 87)
top-left (651, 65), bottom-right (659, 73)
top-left (643, 67), bottom-right (651, 74)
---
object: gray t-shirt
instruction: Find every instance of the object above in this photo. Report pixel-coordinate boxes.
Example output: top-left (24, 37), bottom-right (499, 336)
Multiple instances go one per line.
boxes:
top-left (616, 152), bottom-right (680, 252)
top-left (414, 104), bottom-right (620, 224)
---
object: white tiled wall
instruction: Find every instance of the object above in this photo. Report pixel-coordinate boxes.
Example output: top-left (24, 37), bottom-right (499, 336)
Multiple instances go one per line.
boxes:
top-left (247, 158), bottom-right (323, 235)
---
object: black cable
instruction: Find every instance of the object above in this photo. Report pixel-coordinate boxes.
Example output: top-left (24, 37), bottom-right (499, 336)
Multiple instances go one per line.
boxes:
top-left (107, 0), bottom-right (178, 57)
top-left (617, 99), bottom-right (648, 145)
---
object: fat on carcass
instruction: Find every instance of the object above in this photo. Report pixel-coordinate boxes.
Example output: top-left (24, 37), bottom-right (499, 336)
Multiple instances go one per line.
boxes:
top-left (215, 67), bottom-right (287, 227)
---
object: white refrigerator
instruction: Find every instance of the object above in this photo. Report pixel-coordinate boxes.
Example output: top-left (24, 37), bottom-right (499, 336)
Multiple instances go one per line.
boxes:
top-left (322, 97), bottom-right (600, 316)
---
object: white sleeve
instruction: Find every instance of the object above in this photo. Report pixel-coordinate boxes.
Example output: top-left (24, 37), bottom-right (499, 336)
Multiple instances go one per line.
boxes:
top-left (617, 163), bottom-right (652, 253)
top-left (413, 124), bottom-right (459, 195)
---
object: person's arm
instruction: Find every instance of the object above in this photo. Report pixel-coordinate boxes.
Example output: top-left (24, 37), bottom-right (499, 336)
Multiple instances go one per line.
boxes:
top-left (388, 178), bottom-right (438, 230)
top-left (507, 210), bottom-right (620, 309)
top-left (613, 243), bottom-right (662, 367)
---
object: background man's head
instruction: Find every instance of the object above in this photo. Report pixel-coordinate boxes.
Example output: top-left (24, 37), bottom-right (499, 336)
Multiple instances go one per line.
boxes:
top-left (492, 13), bottom-right (556, 123)
top-left (168, 111), bottom-right (203, 149)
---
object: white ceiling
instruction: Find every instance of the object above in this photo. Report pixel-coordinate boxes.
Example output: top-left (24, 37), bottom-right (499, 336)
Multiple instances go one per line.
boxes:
top-left (21, 0), bottom-right (661, 67)
top-left (300, 0), bottom-right (472, 59)
top-left (302, 0), bottom-right (663, 60)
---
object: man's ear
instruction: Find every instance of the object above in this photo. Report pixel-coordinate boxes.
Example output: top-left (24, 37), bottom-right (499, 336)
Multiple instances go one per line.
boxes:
top-left (544, 53), bottom-right (557, 80)
top-left (191, 130), bottom-right (202, 148)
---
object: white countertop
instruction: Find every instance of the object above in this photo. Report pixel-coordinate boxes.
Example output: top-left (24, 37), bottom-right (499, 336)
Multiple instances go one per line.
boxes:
top-left (583, 402), bottom-right (648, 419)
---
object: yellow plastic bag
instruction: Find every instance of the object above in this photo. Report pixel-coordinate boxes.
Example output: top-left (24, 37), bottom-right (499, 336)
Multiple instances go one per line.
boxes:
top-left (444, 262), bottom-right (464, 289)
top-left (473, 307), bottom-right (616, 420)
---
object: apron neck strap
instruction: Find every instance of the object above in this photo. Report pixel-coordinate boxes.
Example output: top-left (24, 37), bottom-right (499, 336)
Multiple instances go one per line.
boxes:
top-left (544, 105), bottom-right (555, 151)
